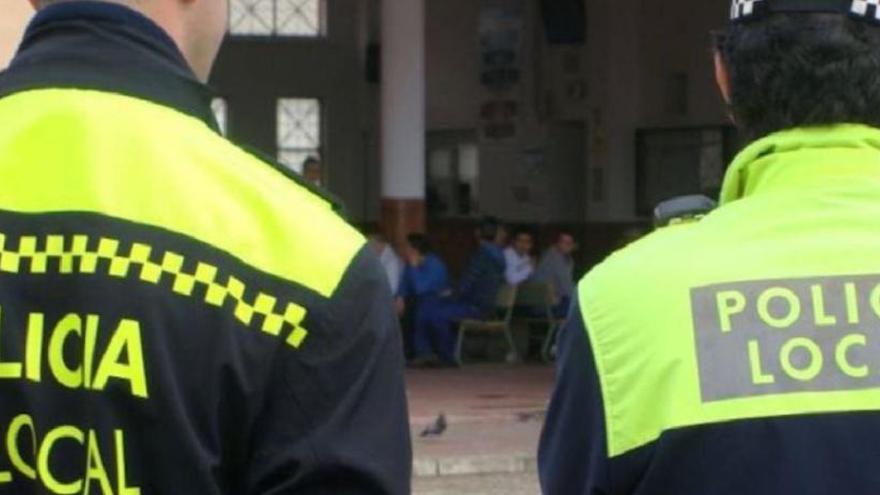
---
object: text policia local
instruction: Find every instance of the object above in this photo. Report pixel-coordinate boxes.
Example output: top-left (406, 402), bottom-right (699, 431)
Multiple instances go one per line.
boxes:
top-left (716, 282), bottom-right (874, 384)
top-left (692, 276), bottom-right (880, 402)
top-left (0, 308), bottom-right (146, 494)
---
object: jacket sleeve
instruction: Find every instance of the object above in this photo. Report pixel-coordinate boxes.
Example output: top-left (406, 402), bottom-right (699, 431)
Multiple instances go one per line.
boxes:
top-left (244, 246), bottom-right (412, 495)
top-left (538, 299), bottom-right (611, 495)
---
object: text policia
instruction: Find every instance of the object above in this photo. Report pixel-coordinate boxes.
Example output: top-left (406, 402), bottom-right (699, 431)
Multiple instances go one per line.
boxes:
top-left (693, 275), bottom-right (880, 402)
top-left (0, 307), bottom-right (147, 493)
top-left (716, 284), bottom-right (869, 383)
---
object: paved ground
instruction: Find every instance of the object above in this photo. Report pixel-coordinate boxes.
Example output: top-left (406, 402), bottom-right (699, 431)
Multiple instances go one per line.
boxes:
top-left (413, 472), bottom-right (540, 495)
top-left (408, 364), bottom-right (554, 427)
top-left (407, 365), bottom-right (555, 479)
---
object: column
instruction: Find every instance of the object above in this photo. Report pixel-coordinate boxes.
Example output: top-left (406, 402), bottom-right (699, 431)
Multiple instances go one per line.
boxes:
top-left (380, 0), bottom-right (427, 246)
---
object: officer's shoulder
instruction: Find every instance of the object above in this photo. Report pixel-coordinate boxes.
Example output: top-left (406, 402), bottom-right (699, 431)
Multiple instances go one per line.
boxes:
top-left (194, 134), bottom-right (365, 295)
top-left (204, 136), bottom-right (349, 222)
top-left (584, 196), bottom-right (717, 288)
top-left (226, 141), bottom-right (363, 243)
top-left (236, 144), bottom-right (347, 214)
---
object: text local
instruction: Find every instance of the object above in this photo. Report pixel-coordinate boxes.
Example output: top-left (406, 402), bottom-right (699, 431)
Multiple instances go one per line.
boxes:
top-left (716, 282), bottom-right (878, 383)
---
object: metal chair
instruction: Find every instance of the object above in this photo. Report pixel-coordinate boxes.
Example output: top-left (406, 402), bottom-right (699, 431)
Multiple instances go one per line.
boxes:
top-left (455, 284), bottom-right (519, 366)
top-left (512, 281), bottom-right (566, 362)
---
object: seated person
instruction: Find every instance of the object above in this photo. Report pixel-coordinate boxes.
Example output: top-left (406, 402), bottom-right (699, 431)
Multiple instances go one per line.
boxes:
top-left (413, 217), bottom-right (508, 366)
top-left (533, 231), bottom-right (578, 317)
top-left (368, 230), bottom-right (404, 295)
top-left (396, 234), bottom-right (450, 355)
top-left (504, 228), bottom-right (536, 286)
top-left (397, 234), bottom-right (449, 303)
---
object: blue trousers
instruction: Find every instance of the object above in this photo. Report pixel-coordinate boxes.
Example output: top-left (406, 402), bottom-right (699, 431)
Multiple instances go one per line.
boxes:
top-left (414, 298), bottom-right (481, 363)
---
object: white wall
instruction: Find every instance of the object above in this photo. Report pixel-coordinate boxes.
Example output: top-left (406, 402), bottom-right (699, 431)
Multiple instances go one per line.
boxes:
top-left (584, 0), bottom-right (642, 221)
top-left (213, 1), bottom-right (372, 219)
top-left (425, 0), bottom-right (591, 223)
top-left (422, 0), bottom-right (729, 222)
top-left (210, 0), bottom-right (728, 223)
top-left (638, 0), bottom-right (728, 128)
top-left (585, 0), bottom-right (728, 220)
top-left (426, 0), bottom-right (482, 130)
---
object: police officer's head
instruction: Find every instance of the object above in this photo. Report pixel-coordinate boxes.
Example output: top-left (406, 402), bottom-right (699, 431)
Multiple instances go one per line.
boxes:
top-left (511, 228), bottom-right (534, 257)
top-left (716, 0), bottom-right (880, 141)
top-left (29, 0), bottom-right (228, 82)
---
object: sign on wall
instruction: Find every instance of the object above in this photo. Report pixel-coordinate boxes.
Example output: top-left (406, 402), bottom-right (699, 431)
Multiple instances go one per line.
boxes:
top-left (479, 0), bottom-right (525, 141)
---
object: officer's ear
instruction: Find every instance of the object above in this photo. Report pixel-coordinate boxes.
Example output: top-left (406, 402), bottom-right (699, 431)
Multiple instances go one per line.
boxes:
top-left (714, 50), bottom-right (737, 124)
top-left (714, 50), bottom-right (732, 105)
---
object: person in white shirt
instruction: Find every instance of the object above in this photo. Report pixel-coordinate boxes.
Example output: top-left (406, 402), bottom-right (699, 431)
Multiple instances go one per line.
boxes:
top-left (504, 228), bottom-right (536, 285)
top-left (368, 232), bottom-right (404, 294)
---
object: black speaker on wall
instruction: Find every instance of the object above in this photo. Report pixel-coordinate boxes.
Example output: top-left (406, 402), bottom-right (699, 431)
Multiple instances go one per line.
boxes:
top-left (540, 0), bottom-right (586, 44)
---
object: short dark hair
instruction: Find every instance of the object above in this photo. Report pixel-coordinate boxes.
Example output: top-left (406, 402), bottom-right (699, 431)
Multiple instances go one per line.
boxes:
top-left (406, 233), bottom-right (430, 255)
top-left (557, 230), bottom-right (575, 242)
top-left (365, 228), bottom-right (385, 242)
top-left (478, 216), bottom-right (504, 242)
top-left (512, 227), bottom-right (534, 241)
top-left (719, 14), bottom-right (880, 141)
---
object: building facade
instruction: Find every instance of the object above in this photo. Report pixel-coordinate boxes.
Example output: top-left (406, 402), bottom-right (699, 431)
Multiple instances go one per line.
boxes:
top-left (213, 0), bottom-right (730, 228)
top-left (0, 0), bottom-right (733, 269)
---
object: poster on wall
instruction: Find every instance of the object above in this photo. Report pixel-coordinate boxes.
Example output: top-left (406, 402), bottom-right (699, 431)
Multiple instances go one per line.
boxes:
top-left (479, 0), bottom-right (525, 92)
top-left (479, 0), bottom-right (524, 142)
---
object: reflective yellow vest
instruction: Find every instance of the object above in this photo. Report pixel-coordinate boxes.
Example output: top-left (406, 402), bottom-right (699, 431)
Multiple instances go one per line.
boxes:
top-left (580, 124), bottom-right (880, 459)
top-left (0, 88), bottom-right (363, 313)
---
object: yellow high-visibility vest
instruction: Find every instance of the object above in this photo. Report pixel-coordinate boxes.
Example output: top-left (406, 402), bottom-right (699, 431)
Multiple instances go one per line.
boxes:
top-left (580, 124), bottom-right (880, 458)
top-left (0, 88), bottom-right (365, 349)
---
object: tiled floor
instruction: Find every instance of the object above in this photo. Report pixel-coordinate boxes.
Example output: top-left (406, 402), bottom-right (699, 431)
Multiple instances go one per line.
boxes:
top-left (413, 472), bottom-right (540, 495)
top-left (408, 364), bottom-right (554, 482)
top-left (408, 364), bottom-right (554, 427)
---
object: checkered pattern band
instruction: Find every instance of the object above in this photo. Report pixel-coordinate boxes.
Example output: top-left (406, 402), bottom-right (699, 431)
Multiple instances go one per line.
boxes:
top-left (731, 0), bottom-right (766, 21)
top-left (852, 0), bottom-right (880, 21)
top-left (730, 0), bottom-right (880, 24)
top-left (0, 233), bottom-right (310, 349)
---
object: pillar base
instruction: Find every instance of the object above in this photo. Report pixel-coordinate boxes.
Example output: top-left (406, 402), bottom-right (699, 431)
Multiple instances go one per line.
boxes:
top-left (381, 198), bottom-right (426, 247)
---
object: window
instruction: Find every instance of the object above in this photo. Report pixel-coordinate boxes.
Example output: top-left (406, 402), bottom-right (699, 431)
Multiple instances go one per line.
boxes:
top-left (427, 132), bottom-right (481, 218)
top-left (229, 0), bottom-right (326, 37)
top-left (211, 98), bottom-right (228, 136)
top-left (277, 98), bottom-right (322, 174)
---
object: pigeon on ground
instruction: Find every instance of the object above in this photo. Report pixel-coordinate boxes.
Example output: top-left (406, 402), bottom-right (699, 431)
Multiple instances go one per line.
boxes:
top-left (420, 413), bottom-right (448, 438)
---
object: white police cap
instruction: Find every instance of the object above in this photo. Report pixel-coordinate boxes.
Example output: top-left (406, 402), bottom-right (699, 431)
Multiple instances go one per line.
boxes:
top-left (731, 0), bottom-right (880, 24)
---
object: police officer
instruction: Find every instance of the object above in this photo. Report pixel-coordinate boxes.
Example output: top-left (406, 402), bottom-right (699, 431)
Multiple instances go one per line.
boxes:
top-left (539, 1), bottom-right (880, 493)
top-left (0, 1), bottom-right (411, 493)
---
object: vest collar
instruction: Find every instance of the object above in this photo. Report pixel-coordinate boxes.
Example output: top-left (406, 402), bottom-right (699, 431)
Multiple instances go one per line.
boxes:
top-left (0, 1), bottom-right (219, 132)
top-left (720, 125), bottom-right (880, 205)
